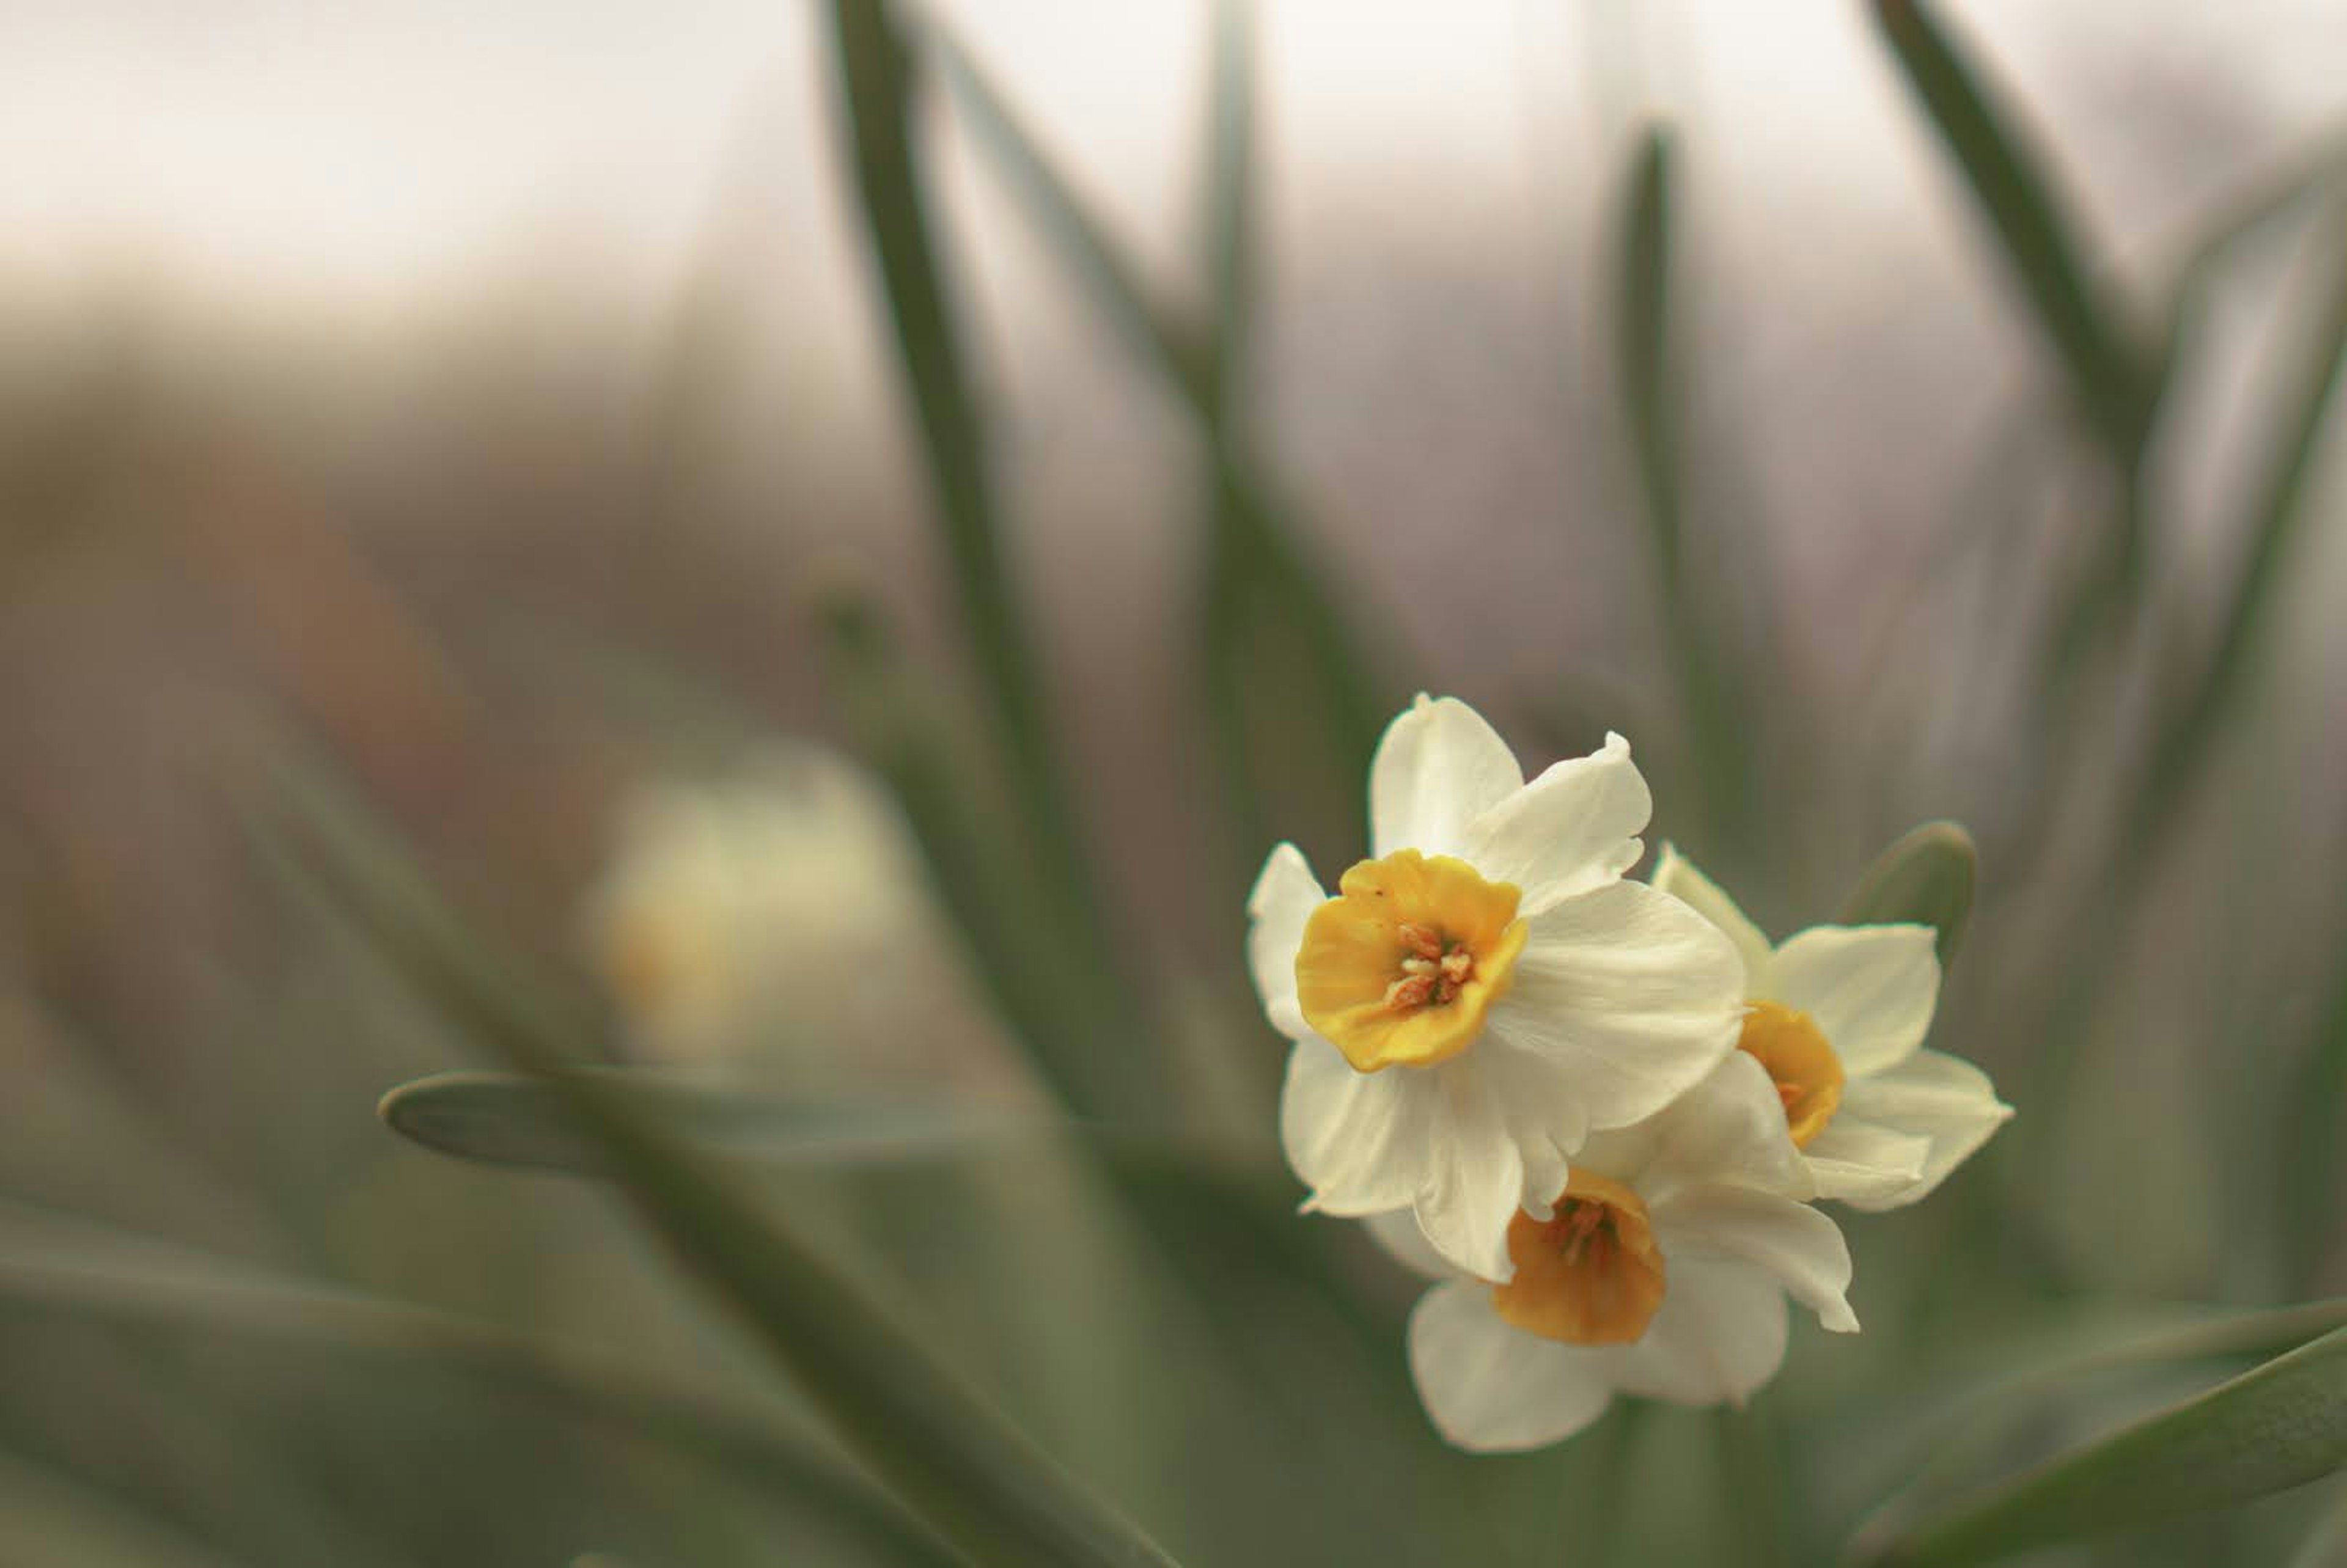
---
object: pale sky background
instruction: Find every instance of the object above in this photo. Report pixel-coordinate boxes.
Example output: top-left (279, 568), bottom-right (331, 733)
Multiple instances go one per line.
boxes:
top-left (2, 0), bottom-right (2343, 782)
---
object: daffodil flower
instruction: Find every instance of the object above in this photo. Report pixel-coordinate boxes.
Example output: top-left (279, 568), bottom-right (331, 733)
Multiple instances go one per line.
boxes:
top-left (1650, 846), bottom-right (2013, 1210)
top-left (1247, 695), bottom-right (1745, 1281)
top-left (1373, 1052), bottom-right (1859, 1454)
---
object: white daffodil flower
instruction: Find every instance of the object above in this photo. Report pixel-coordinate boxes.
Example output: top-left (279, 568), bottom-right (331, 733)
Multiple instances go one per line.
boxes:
top-left (1247, 695), bottom-right (1745, 1281)
top-left (1650, 845), bottom-right (2013, 1211)
top-left (1374, 1052), bottom-right (1859, 1454)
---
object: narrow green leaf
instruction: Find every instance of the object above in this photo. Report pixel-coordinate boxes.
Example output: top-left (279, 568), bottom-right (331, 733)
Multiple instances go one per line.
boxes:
top-left (924, 29), bottom-right (1208, 403)
top-left (2289, 1478), bottom-right (2347, 1568)
top-left (813, 581), bottom-right (1148, 1117)
top-left (1620, 130), bottom-right (1683, 576)
top-left (1612, 126), bottom-right (1749, 847)
top-left (0, 1201), bottom-right (955, 1567)
top-left (2158, 123), bottom-right (2347, 378)
top-left (270, 764), bottom-right (1186, 1568)
top-left (824, 0), bottom-right (1151, 1118)
top-left (0, 1447), bottom-right (249, 1568)
top-left (1871, 0), bottom-right (2155, 467)
top-left (505, 1066), bottom-right (1185, 1568)
top-left (925, 8), bottom-right (1387, 814)
top-left (2287, 919), bottom-right (2347, 1293)
top-left (1838, 821), bottom-right (1979, 962)
top-left (380, 1069), bottom-right (1034, 1176)
top-left (2137, 207), bottom-right (2347, 843)
top-left (1857, 1324), bottom-right (2347, 1567)
top-left (1203, 0), bottom-right (1256, 407)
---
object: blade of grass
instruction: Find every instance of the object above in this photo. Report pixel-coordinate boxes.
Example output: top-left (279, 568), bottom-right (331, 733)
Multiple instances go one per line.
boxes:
top-left (1854, 1323), bottom-right (2347, 1567)
top-left (1871, 0), bottom-right (2155, 469)
top-left (823, 0), bottom-right (1151, 1115)
top-left (380, 1068), bottom-right (1042, 1175)
top-left (0, 1446), bottom-right (249, 1568)
top-left (814, 580), bottom-right (1150, 1116)
top-left (2286, 911), bottom-right (2347, 1295)
top-left (1613, 127), bottom-right (1749, 848)
top-left (1838, 821), bottom-right (1978, 962)
top-left (266, 761), bottom-right (1185, 1568)
top-left (1873, 0), bottom-right (2161, 727)
top-left (0, 1201), bottom-right (957, 1567)
top-left (2158, 122), bottom-right (2347, 377)
top-left (2134, 207), bottom-right (2347, 845)
top-left (925, 13), bottom-right (1387, 845)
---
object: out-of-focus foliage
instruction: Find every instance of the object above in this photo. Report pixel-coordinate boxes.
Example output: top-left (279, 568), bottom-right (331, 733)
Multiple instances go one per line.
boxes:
top-left (3, 1), bottom-right (2346, 1564)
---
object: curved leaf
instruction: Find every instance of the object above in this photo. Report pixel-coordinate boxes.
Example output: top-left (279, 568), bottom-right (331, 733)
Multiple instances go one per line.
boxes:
top-left (1838, 821), bottom-right (1978, 961)
top-left (0, 1201), bottom-right (956, 1567)
top-left (268, 755), bottom-right (1186, 1568)
top-left (1871, 0), bottom-right (2155, 465)
top-left (380, 1069), bottom-right (1035, 1176)
top-left (1857, 1323), bottom-right (2347, 1566)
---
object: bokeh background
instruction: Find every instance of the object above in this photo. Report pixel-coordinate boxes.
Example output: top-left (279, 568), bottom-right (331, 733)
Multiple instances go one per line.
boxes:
top-left (4, 1), bottom-right (2347, 1563)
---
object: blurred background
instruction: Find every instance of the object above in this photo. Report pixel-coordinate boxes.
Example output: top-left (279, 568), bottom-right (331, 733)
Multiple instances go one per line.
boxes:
top-left (4, 0), bottom-right (2347, 1563)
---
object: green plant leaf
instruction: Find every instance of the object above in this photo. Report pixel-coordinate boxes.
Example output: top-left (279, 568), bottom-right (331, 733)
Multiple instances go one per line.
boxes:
top-left (380, 1069), bottom-right (1040, 1176)
top-left (0, 1446), bottom-right (251, 1568)
top-left (1870, 0), bottom-right (2156, 468)
top-left (823, 0), bottom-right (1155, 1122)
top-left (1611, 126), bottom-right (1752, 849)
top-left (812, 582), bottom-right (1134, 1117)
top-left (266, 759), bottom-right (1186, 1568)
top-left (925, 5), bottom-right (1387, 838)
top-left (0, 1200), bottom-right (955, 1567)
top-left (1854, 1322), bottom-right (2347, 1566)
top-left (1838, 821), bottom-right (1978, 961)
top-left (2136, 208), bottom-right (2347, 844)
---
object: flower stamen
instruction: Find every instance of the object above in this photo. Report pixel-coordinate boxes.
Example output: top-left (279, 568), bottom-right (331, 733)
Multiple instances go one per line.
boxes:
top-left (1493, 1173), bottom-right (1666, 1344)
top-left (1738, 1001), bottom-right (1845, 1148)
top-left (1295, 850), bottom-right (1529, 1072)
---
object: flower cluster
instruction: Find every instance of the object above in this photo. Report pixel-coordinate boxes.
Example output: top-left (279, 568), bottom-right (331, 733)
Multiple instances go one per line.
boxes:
top-left (1247, 696), bottom-right (2012, 1452)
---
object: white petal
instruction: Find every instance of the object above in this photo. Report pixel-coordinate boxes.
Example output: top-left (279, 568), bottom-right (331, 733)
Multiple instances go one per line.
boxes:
top-left (1279, 1043), bottom-right (1525, 1284)
top-left (1362, 1208), bottom-right (1454, 1281)
top-left (1368, 694), bottom-right (1524, 859)
top-left (1461, 732), bottom-right (1648, 914)
top-left (1590, 1049), bottom-right (1807, 1202)
top-left (1245, 843), bottom-right (1325, 1041)
top-left (1647, 843), bottom-right (1775, 992)
top-left (1768, 924), bottom-right (1941, 1077)
top-left (1833, 1049), bottom-right (2013, 1212)
top-left (1647, 1184), bottom-right (1859, 1333)
top-left (1279, 1037), bottom-right (1432, 1217)
top-left (1480, 881), bottom-right (1744, 1138)
top-left (1410, 1060), bottom-right (1526, 1282)
top-left (1608, 1255), bottom-right (1790, 1408)
top-left (1802, 1113), bottom-right (1933, 1206)
top-left (1407, 1281), bottom-right (1617, 1453)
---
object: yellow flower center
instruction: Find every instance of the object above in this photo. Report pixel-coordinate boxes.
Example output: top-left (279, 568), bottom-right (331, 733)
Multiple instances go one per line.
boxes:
top-left (1736, 1001), bottom-right (1844, 1148)
top-left (1491, 1173), bottom-right (1666, 1344)
top-left (1293, 849), bottom-right (1529, 1072)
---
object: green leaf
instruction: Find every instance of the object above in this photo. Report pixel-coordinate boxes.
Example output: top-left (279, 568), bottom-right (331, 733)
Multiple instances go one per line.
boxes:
top-left (812, 582), bottom-right (1133, 1117)
top-left (1870, 0), bottom-right (2156, 467)
top-left (925, 6), bottom-right (1387, 829)
top-left (1838, 821), bottom-right (1978, 962)
top-left (1856, 1322), bottom-right (2347, 1566)
top-left (2286, 918), bottom-right (2347, 1293)
top-left (1611, 126), bottom-right (1752, 849)
top-left (0, 1200), bottom-right (955, 1567)
top-left (823, 0), bottom-right (1152, 1121)
top-left (268, 761), bottom-right (1186, 1568)
top-left (2158, 123), bottom-right (2347, 379)
top-left (0, 1447), bottom-right (250, 1568)
top-left (924, 26), bottom-right (1207, 403)
top-left (2136, 208), bottom-right (2347, 844)
top-left (380, 1068), bottom-right (1038, 1176)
